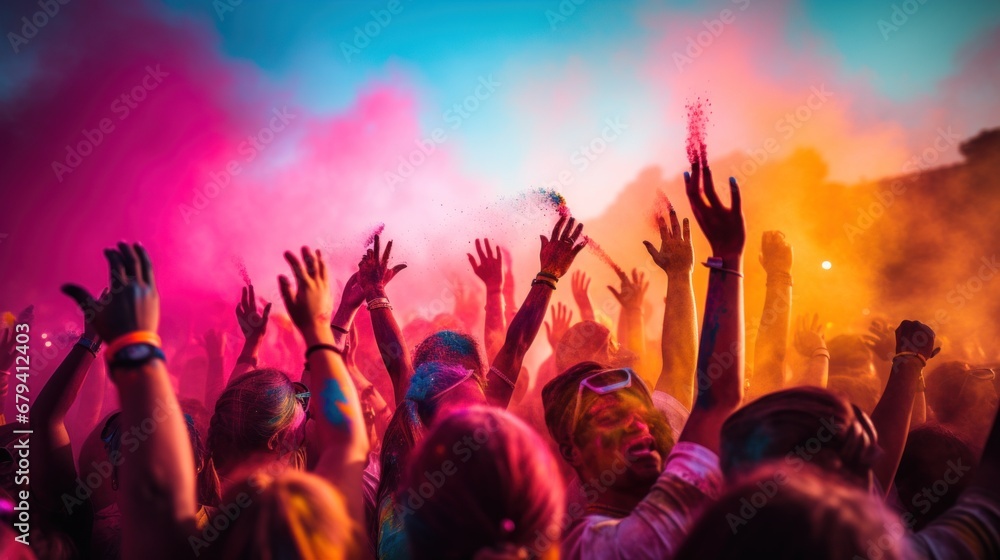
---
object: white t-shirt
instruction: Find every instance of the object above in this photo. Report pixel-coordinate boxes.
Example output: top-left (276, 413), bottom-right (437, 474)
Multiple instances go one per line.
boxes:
top-left (561, 441), bottom-right (722, 560)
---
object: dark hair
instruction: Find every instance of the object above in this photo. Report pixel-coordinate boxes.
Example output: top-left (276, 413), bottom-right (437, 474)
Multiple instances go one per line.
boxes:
top-left (720, 387), bottom-right (879, 487)
top-left (827, 374), bottom-right (880, 414)
top-left (893, 424), bottom-right (977, 530)
top-left (541, 361), bottom-right (608, 447)
top-left (199, 369), bottom-right (306, 506)
top-left (413, 331), bottom-right (485, 382)
top-left (675, 463), bottom-right (906, 560)
top-left (404, 407), bottom-right (564, 560)
top-left (827, 334), bottom-right (875, 377)
top-left (925, 361), bottom-right (980, 423)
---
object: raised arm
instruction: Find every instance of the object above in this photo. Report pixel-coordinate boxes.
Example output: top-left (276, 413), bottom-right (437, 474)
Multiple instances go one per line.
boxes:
top-left (749, 231), bottom-right (793, 398)
top-left (543, 302), bottom-right (573, 356)
top-left (488, 216), bottom-right (586, 408)
top-left (200, 328), bottom-right (227, 408)
top-left (643, 210), bottom-right (697, 409)
top-left (468, 238), bottom-right (506, 362)
top-left (343, 322), bottom-right (392, 446)
top-left (677, 162), bottom-right (746, 453)
top-left (791, 314), bottom-right (829, 388)
top-left (864, 319), bottom-right (925, 424)
top-left (330, 272), bottom-right (365, 351)
top-left (278, 246), bottom-right (369, 523)
top-left (870, 320), bottom-right (939, 494)
top-left (230, 284), bottom-right (272, 381)
top-left (570, 270), bottom-right (596, 322)
top-left (609, 268), bottom-right (650, 380)
top-left (357, 234), bottom-right (411, 404)
top-left (30, 295), bottom-right (103, 520)
top-left (501, 247), bottom-right (517, 326)
top-left (63, 242), bottom-right (196, 560)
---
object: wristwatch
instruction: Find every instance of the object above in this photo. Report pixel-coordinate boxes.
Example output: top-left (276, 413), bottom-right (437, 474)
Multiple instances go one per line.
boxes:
top-left (109, 343), bottom-right (166, 370)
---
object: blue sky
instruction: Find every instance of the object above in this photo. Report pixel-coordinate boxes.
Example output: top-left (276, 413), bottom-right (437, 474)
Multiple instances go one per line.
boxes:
top-left (160, 0), bottom-right (1000, 110)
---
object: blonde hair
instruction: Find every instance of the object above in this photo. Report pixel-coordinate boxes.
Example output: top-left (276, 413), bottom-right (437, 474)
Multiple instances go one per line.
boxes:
top-left (221, 470), bottom-right (360, 560)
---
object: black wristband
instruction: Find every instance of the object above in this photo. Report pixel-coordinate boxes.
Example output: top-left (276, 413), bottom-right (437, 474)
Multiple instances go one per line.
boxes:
top-left (531, 278), bottom-right (557, 290)
top-left (305, 343), bottom-right (343, 360)
top-left (331, 324), bottom-right (349, 335)
top-left (536, 271), bottom-right (559, 281)
top-left (108, 344), bottom-right (167, 370)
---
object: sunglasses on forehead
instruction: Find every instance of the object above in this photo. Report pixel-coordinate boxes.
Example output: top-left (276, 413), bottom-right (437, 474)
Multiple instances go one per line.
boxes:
top-left (292, 381), bottom-right (311, 412)
top-left (569, 368), bottom-right (652, 436)
top-left (956, 367), bottom-right (996, 401)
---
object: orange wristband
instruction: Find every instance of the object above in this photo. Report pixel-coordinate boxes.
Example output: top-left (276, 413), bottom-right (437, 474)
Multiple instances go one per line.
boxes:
top-left (105, 331), bottom-right (162, 360)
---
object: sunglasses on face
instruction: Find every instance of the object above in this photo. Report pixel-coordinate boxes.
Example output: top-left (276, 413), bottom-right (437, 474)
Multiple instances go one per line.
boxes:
top-left (569, 368), bottom-right (652, 437)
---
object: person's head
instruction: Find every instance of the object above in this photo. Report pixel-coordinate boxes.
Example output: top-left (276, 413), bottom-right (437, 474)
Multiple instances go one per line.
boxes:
top-left (542, 362), bottom-right (673, 495)
top-left (405, 361), bottom-right (487, 425)
top-left (96, 409), bottom-right (204, 498)
top-left (200, 369), bottom-right (308, 506)
top-left (893, 424), bottom-right (977, 530)
top-left (925, 362), bottom-right (998, 425)
top-left (555, 321), bottom-right (634, 374)
top-left (720, 386), bottom-right (879, 489)
top-left (675, 463), bottom-right (908, 560)
top-left (217, 471), bottom-right (360, 560)
top-left (827, 374), bottom-right (881, 414)
top-left (827, 334), bottom-right (876, 379)
top-left (413, 331), bottom-right (486, 379)
top-left (403, 407), bottom-right (565, 560)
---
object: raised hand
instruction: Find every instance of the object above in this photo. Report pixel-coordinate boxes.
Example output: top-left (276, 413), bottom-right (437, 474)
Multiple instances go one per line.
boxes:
top-left (62, 242), bottom-right (159, 342)
top-left (895, 320), bottom-right (940, 362)
top-left (643, 210), bottom-right (694, 276)
top-left (793, 314), bottom-right (826, 357)
top-left (571, 270), bottom-right (591, 303)
top-left (608, 268), bottom-right (649, 310)
top-left (235, 284), bottom-right (272, 342)
top-left (199, 328), bottom-right (227, 359)
top-left (340, 272), bottom-right (366, 311)
top-left (278, 246), bottom-right (333, 340)
top-left (538, 216), bottom-right (587, 279)
top-left (81, 289), bottom-right (109, 341)
top-left (759, 230), bottom-right (792, 275)
top-left (358, 234), bottom-right (407, 300)
top-left (544, 302), bottom-right (573, 350)
top-left (862, 319), bottom-right (895, 361)
top-left (570, 270), bottom-right (595, 321)
top-left (468, 238), bottom-right (504, 291)
top-left (684, 162), bottom-right (745, 261)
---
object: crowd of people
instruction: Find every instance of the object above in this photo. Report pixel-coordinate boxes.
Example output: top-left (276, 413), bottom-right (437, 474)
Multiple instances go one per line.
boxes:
top-left (2, 155), bottom-right (999, 559)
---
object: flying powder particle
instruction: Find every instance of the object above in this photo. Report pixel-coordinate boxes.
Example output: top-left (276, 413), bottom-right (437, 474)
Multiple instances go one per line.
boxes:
top-left (584, 236), bottom-right (623, 276)
top-left (233, 256), bottom-right (251, 285)
top-left (686, 98), bottom-right (711, 166)
top-left (533, 188), bottom-right (571, 218)
top-left (363, 223), bottom-right (386, 247)
top-left (650, 189), bottom-right (673, 229)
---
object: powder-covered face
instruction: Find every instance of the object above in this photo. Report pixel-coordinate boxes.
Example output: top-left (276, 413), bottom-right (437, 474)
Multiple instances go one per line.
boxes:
top-left (572, 391), bottom-right (672, 493)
